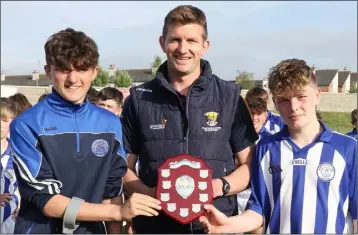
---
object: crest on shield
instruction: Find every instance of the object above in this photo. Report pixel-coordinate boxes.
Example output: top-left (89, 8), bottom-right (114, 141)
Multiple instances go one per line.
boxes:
top-left (156, 154), bottom-right (213, 224)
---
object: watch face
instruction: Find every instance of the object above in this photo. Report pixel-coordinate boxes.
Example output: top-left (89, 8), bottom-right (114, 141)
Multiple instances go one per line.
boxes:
top-left (224, 183), bottom-right (230, 193)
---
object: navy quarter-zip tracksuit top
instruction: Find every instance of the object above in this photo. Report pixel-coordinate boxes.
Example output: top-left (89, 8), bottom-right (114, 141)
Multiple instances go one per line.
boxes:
top-left (9, 89), bottom-right (127, 234)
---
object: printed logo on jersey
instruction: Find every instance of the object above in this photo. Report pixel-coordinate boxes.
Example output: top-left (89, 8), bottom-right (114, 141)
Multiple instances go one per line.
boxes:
top-left (202, 112), bottom-right (221, 132)
top-left (268, 165), bottom-right (282, 174)
top-left (41, 126), bottom-right (57, 132)
top-left (91, 139), bottom-right (109, 157)
top-left (317, 163), bottom-right (335, 182)
top-left (290, 158), bottom-right (310, 166)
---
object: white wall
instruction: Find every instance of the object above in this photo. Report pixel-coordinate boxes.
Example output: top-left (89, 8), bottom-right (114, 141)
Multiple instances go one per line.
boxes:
top-left (1, 85), bottom-right (17, 97)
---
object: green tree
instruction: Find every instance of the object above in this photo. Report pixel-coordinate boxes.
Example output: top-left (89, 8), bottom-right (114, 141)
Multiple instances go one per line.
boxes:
top-left (114, 70), bottom-right (133, 88)
top-left (235, 70), bottom-right (255, 89)
top-left (151, 55), bottom-right (162, 76)
top-left (349, 83), bottom-right (357, 93)
top-left (92, 66), bottom-right (109, 87)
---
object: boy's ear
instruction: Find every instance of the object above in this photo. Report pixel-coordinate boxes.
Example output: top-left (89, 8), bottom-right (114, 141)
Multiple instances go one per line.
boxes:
top-left (315, 87), bottom-right (321, 105)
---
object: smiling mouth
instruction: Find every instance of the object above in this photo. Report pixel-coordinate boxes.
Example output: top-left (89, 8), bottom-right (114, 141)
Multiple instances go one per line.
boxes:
top-left (65, 85), bottom-right (81, 90)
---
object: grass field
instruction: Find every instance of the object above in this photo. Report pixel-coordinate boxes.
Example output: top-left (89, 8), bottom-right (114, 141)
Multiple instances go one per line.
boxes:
top-left (320, 112), bottom-right (353, 134)
top-left (270, 111), bottom-right (353, 134)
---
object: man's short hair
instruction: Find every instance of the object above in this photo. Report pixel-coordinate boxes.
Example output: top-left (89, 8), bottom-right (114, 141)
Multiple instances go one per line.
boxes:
top-left (8, 92), bottom-right (32, 116)
top-left (1, 97), bottom-right (17, 120)
top-left (87, 87), bottom-right (99, 104)
top-left (163, 5), bottom-right (208, 40)
top-left (351, 109), bottom-right (357, 125)
top-left (98, 87), bottom-right (124, 107)
top-left (246, 87), bottom-right (269, 101)
top-left (268, 59), bottom-right (317, 97)
top-left (45, 28), bottom-right (99, 71)
top-left (245, 97), bottom-right (267, 115)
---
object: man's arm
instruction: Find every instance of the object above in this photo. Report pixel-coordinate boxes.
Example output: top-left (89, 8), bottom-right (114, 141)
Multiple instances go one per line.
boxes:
top-left (102, 196), bottom-right (123, 234)
top-left (123, 153), bottom-right (155, 197)
top-left (212, 95), bottom-right (258, 197)
top-left (212, 147), bottom-right (253, 197)
top-left (121, 92), bottom-right (156, 197)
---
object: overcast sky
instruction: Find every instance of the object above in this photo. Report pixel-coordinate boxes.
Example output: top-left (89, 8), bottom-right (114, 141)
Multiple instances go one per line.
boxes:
top-left (1, 1), bottom-right (357, 80)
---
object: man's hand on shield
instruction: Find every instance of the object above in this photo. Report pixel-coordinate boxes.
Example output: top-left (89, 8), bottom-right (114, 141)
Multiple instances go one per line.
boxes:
top-left (119, 193), bottom-right (162, 221)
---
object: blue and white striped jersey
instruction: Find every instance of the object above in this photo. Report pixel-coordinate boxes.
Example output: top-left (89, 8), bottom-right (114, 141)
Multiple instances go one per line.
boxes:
top-left (1, 141), bottom-right (19, 229)
top-left (247, 121), bottom-right (357, 234)
top-left (264, 111), bottom-right (285, 134)
top-left (256, 126), bottom-right (272, 144)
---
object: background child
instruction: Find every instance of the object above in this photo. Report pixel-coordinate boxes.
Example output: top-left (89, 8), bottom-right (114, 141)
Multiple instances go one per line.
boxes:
top-left (1, 97), bottom-right (20, 234)
top-left (346, 108), bottom-right (357, 139)
top-left (246, 87), bottom-right (285, 134)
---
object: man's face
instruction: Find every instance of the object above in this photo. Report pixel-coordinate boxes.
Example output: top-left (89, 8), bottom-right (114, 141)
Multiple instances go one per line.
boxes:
top-left (273, 84), bottom-right (320, 131)
top-left (45, 65), bottom-right (98, 104)
top-left (97, 99), bottom-right (121, 116)
top-left (251, 111), bottom-right (268, 133)
top-left (1, 117), bottom-right (12, 140)
top-left (160, 23), bottom-right (209, 77)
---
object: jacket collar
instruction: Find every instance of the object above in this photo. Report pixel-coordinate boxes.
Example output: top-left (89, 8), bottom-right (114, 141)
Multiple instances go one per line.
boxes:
top-left (154, 59), bottom-right (213, 96)
top-left (45, 88), bottom-right (89, 117)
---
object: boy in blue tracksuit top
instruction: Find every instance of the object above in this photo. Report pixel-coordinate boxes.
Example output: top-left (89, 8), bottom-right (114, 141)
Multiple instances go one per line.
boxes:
top-left (9, 28), bottom-right (161, 234)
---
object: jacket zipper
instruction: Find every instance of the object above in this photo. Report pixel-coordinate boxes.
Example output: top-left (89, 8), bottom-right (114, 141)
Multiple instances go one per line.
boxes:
top-left (74, 108), bottom-right (80, 154)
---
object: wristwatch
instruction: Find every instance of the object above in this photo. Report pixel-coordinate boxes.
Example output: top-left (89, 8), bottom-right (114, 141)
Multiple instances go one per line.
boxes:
top-left (219, 177), bottom-right (230, 196)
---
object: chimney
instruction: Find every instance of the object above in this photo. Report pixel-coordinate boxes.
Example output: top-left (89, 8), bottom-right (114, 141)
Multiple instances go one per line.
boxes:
top-left (108, 64), bottom-right (117, 77)
top-left (1, 71), bottom-right (5, 81)
top-left (311, 64), bottom-right (316, 75)
top-left (32, 70), bottom-right (40, 80)
top-left (343, 66), bottom-right (347, 71)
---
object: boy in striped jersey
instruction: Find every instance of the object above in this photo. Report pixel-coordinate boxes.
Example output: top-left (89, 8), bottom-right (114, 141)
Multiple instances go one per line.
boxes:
top-left (246, 87), bottom-right (284, 134)
top-left (237, 97), bottom-right (272, 215)
top-left (1, 97), bottom-right (20, 234)
top-left (199, 59), bottom-right (357, 234)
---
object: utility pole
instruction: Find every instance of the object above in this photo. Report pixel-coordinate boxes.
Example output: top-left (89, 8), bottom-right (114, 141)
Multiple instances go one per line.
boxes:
top-left (37, 60), bottom-right (40, 86)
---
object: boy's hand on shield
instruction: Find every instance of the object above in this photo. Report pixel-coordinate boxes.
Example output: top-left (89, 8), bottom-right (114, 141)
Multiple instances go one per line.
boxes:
top-left (119, 193), bottom-right (161, 221)
top-left (199, 204), bottom-right (231, 234)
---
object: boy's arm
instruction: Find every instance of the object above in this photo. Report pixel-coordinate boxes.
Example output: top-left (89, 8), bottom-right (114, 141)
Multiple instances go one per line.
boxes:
top-left (199, 145), bottom-right (270, 234)
top-left (10, 117), bottom-right (161, 222)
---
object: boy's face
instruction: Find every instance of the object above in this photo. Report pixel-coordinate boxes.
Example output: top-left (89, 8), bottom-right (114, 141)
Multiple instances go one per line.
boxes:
top-left (273, 84), bottom-right (320, 131)
top-left (251, 111), bottom-right (268, 133)
top-left (45, 65), bottom-right (98, 104)
top-left (159, 23), bottom-right (209, 77)
top-left (97, 99), bottom-right (121, 116)
top-left (1, 117), bottom-right (12, 140)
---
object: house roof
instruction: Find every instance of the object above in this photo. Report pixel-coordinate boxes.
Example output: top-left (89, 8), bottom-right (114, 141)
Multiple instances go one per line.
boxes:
top-left (0, 74), bottom-right (52, 86)
top-left (351, 72), bottom-right (357, 84)
top-left (109, 68), bottom-right (153, 83)
top-left (338, 70), bottom-right (350, 87)
top-left (127, 69), bottom-right (153, 82)
top-left (315, 69), bottom-right (339, 86)
top-left (1, 68), bottom-right (154, 86)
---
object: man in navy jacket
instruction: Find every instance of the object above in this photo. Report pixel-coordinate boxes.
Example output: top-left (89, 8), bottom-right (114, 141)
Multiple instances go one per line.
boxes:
top-left (121, 5), bottom-right (258, 233)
